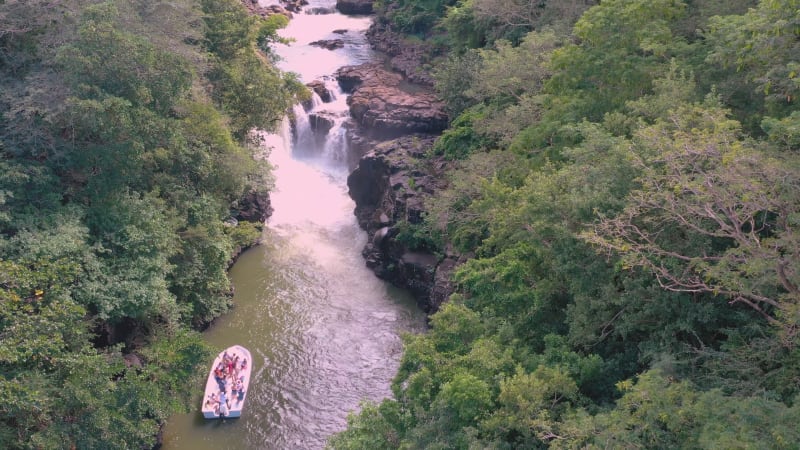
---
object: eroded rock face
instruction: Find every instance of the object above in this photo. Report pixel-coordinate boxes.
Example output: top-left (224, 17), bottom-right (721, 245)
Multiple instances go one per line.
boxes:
top-left (336, 63), bottom-right (447, 138)
top-left (366, 20), bottom-right (434, 85)
top-left (347, 135), bottom-right (459, 312)
top-left (308, 111), bottom-right (339, 135)
top-left (336, 63), bottom-right (402, 92)
top-left (235, 188), bottom-right (273, 223)
top-left (336, 0), bottom-right (373, 15)
top-left (350, 86), bottom-right (448, 136)
top-left (325, 14), bottom-right (458, 312)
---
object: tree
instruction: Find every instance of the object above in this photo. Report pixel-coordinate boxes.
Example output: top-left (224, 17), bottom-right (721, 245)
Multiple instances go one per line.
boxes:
top-left (585, 104), bottom-right (800, 340)
top-left (705, 0), bottom-right (799, 118)
top-left (546, 0), bottom-right (688, 123)
top-left (556, 370), bottom-right (800, 449)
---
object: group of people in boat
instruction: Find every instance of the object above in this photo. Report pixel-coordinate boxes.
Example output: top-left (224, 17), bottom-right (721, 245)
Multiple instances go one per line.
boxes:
top-left (205, 350), bottom-right (248, 417)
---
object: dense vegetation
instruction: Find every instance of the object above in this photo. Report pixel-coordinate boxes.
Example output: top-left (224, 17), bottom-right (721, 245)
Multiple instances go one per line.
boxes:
top-left (0, 0), bottom-right (303, 447)
top-left (330, 0), bottom-right (800, 448)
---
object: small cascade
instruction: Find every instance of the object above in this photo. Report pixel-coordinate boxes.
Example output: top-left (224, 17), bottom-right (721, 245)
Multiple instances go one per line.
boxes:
top-left (317, 80), bottom-right (351, 163)
top-left (292, 102), bottom-right (316, 156)
top-left (309, 91), bottom-right (324, 109)
top-left (260, 116), bottom-right (293, 164)
top-left (323, 77), bottom-right (341, 102)
top-left (289, 78), bottom-right (353, 165)
top-left (321, 115), bottom-right (349, 163)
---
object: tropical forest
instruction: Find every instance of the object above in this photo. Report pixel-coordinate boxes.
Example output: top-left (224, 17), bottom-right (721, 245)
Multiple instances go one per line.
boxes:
top-left (329, 0), bottom-right (800, 448)
top-left (1, 0), bottom-right (799, 448)
top-left (0, 0), bottom-right (304, 447)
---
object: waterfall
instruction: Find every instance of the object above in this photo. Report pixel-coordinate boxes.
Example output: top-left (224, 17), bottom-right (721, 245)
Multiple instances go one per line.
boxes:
top-left (292, 102), bottom-right (316, 156)
top-left (285, 79), bottom-right (352, 167)
top-left (321, 115), bottom-right (349, 163)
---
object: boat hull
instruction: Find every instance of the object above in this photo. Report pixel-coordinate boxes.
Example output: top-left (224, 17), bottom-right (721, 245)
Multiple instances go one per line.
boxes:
top-left (201, 345), bottom-right (252, 419)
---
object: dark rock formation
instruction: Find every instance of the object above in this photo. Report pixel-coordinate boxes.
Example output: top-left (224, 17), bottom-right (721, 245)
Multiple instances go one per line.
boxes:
top-left (336, 62), bottom-right (402, 92)
top-left (234, 188), bottom-right (273, 223)
top-left (336, 63), bottom-right (447, 137)
top-left (310, 39), bottom-right (345, 50)
top-left (308, 111), bottom-right (338, 135)
top-left (332, 29), bottom-right (349, 35)
top-left (347, 135), bottom-right (459, 312)
top-left (306, 6), bottom-right (337, 14)
top-left (336, 0), bottom-right (374, 15)
top-left (282, 0), bottom-right (309, 13)
top-left (306, 79), bottom-right (333, 103)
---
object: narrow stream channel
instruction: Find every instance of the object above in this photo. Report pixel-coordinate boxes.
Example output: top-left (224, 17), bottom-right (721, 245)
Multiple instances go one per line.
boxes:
top-left (160, 3), bottom-right (426, 448)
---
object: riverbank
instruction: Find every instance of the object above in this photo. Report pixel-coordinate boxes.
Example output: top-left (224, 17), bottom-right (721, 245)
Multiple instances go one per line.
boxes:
top-left (331, 8), bottom-right (460, 314)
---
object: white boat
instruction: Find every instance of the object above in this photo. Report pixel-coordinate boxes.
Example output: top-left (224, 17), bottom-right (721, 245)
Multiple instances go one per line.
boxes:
top-left (201, 345), bottom-right (252, 419)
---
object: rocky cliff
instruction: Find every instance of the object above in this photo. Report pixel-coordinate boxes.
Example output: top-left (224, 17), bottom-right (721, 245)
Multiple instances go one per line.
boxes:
top-left (336, 63), bottom-right (448, 138)
top-left (346, 135), bottom-right (461, 313)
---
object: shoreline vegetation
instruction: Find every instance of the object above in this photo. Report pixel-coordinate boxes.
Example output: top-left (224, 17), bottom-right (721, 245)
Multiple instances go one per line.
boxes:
top-left (0, 0), bottom-right (305, 447)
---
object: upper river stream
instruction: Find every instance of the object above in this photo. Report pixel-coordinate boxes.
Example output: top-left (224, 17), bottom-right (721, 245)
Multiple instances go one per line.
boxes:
top-left (161, 2), bottom-right (427, 448)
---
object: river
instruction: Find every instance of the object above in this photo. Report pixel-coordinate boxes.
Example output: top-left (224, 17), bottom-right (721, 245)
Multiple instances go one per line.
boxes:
top-left (160, 3), bottom-right (426, 449)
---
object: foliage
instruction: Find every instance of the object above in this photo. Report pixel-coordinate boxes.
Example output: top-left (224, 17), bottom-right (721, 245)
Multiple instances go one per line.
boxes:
top-left (432, 50), bottom-right (481, 117)
top-left (202, 0), bottom-right (306, 138)
top-left (333, 1), bottom-right (800, 448)
top-left (430, 106), bottom-right (494, 159)
top-left (0, 259), bottom-right (213, 448)
top-left (0, 0), bottom-right (296, 445)
top-left (557, 370), bottom-right (800, 449)
top-left (705, 0), bottom-right (799, 118)
top-left (585, 104), bottom-right (800, 339)
top-left (380, 0), bottom-right (460, 34)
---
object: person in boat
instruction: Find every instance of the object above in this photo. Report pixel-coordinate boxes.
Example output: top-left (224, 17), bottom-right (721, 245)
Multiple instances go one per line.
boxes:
top-left (226, 355), bottom-right (236, 378)
top-left (218, 390), bottom-right (229, 417)
top-left (214, 364), bottom-right (226, 391)
top-left (234, 377), bottom-right (244, 401)
top-left (231, 378), bottom-right (239, 399)
top-left (241, 358), bottom-right (248, 371)
top-left (205, 392), bottom-right (218, 409)
top-left (232, 355), bottom-right (240, 379)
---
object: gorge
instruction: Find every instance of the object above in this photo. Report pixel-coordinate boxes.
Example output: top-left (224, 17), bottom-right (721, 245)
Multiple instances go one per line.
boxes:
top-left (160, 0), bottom-right (444, 447)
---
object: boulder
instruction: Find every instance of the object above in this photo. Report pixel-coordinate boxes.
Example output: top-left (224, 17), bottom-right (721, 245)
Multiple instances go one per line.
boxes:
top-left (306, 6), bottom-right (337, 14)
top-left (282, 0), bottom-right (308, 12)
top-left (308, 111), bottom-right (338, 135)
top-left (336, 63), bottom-right (447, 137)
top-left (336, 62), bottom-right (402, 92)
top-left (336, 0), bottom-right (373, 15)
top-left (306, 80), bottom-right (333, 103)
top-left (234, 188), bottom-right (273, 223)
top-left (242, 2), bottom-right (292, 19)
top-left (310, 39), bottom-right (345, 50)
top-left (349, 85), bottom-right (448, 136)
